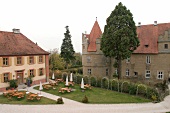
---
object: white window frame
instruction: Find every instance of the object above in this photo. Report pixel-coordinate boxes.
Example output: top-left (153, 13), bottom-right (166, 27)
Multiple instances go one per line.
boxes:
top-left (3, 57), bottom-right (9, 66)
top-left (126, 57), bottom-right (130, 63)
top-left (88, 69), bottom-right (91, 75)
top-left (126, 69), bottom-right (129, 76)
top-left (157, 71), bottom-right (164, 79)
top-left (30, 69), bottom-right (34, 77)
top-left (4, 73), bottom-right (9, 82)
top-left (17, 57), bottom-right (22, 65)
top-left (146, 56), bottom-right (151, 64)
top-left (29, 56), bottom-right (34, 64)
top-left (145, 70), bottom-right (151, 78)
top-left (39, 56), bottom-right (43, 63)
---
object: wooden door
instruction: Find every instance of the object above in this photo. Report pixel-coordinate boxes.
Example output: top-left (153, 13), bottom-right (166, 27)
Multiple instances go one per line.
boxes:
top-left (17, 73), bottom-right (23, 84)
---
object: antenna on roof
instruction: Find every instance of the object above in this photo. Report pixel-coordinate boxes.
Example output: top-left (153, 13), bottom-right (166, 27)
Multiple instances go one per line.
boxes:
top-left (96, 17), bottom-right (97, 21)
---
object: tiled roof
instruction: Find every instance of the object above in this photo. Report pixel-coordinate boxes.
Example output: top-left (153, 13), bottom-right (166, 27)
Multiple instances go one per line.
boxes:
top-left (0, 31), bottom-right (49, 56)
top-left (134, 22), bottom-right (170, 54)
top-left (87, 20), bottom-right (102, 52)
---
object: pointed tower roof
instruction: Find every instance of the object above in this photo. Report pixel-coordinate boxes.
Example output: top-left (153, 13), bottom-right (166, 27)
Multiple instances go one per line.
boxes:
top-left (87, 19), bottom-right (102, 52)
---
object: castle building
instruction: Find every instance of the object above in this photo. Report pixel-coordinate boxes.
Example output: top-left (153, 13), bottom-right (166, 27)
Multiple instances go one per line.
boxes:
top-left (0, 29), bottom-right (49, 91)
top-left (82, 20), bottom-right (170, 84)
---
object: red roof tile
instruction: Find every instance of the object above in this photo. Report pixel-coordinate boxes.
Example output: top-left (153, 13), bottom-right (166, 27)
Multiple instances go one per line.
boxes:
top-left (0, 31), bottom-right (49, 56)
top-left (87, 20), bottom-right (102, 52)
top-left (134, 22), bottom-right (170, 54)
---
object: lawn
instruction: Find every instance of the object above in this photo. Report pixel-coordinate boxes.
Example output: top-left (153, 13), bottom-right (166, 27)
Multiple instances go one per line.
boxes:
top-left (0, 93), bottom-right (56, 105)
top-left (34, 83), bottom-right (151, 104)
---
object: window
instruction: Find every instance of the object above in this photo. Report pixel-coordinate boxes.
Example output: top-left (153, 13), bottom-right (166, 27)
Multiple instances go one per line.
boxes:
top-left (145, 44), bottom-right (149, 48)
top-left (146, 56), bottom-right (151, 64)
top-left (164, 44), bottom-right (168, 49)
top-left (17, 57), bottom-right (22, 65)
top-left (87, 56), bottom-right (91, 63)
top-left (29, 56), bottom-right (34, 64)
top-left (39, 56), bottom-right (43, 63)
top-left (126, 57), bottom-right (130, 63)
top-left (4, 73), bottom-right (9, 82)
top-left (83, 46), bottom-right (85, 49)
top-left (39, 68), bottom-right (44, 76)
top-left (106, 69), bottom-right (109, 76)
top-left (3, 58), bottom-right (8, 66)
top-left (88, 69), bottom-right (91, 75)
top-left (157, 71), bottom-right (163, 79)
top-left (145, 70), bottom-right (151, 78)
top-left (134, 72), bottom-right (138, 77)
top-left (30, 69), bottom-right (34, 77)
top-left (126, 69), bottom-right (129, 76)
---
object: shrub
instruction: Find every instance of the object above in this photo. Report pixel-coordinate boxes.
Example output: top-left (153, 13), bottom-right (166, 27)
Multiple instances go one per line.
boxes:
top-left (102, 78), bottom-right (109, 89)
top-left (82, 95), bottom-right (88, 103)
top-left (76, 75), bottom-right (83, 84)
top-left (128, 83), bottom-right (137, 95)
top-left (147, 87), bottom-right (159, 100)
top-left (154, 80), bottom-right (168, 93)
top-left (56, 97), bottom-right (64, 104)
top-left (90, 77), bottom-right (97, 86)
top-left (121, 82), bottom-right (130, 93)
top-left (96, 78), bottom-right (101, 88)
top-left (111, 80), bottom-right (119, 91)
top-left (137, 85), bottom-right (147, 97)
top-left (55, 70), bottom-right (62, 79)
top-left (9, 80), bottom-right (18, 89)
top-left (83, 76), bottom-right (89, 84)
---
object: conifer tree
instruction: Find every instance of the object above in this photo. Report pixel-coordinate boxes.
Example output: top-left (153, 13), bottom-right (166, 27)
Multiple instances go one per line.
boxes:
top-left (101, 2), bottom-right (139, 79)
top-left (60, 26), bottom-right (75, 69)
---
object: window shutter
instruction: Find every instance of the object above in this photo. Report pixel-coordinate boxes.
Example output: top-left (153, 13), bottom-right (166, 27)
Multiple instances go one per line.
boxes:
top-left (43, 68), bottom-right (45, 75)
top-left (1, 74), bottom-right (4, 83)
top-left (37, 56), bottom-right (39, 63)
top-left (27, 56), bottom-right (29, 64)
top-left (37, 69), bottom-right (39, 76)
top-left (0, 57), bottom-right (2, 67)
top-left (9, 57), bottom-right (12, 66)
top-left (34, 69), bottom-right (36, 76)
top-left (28, 70), bottom-right (30, 76)
top-left (22, 56), bottom-right (24, 65)
top-left (34, 56), bottom-right (36, 64)
top-left (43, 55), bottom-right (45, 63)
top-left (14, 57), bottom-right (17, 65)
top-left (9, 73), bottom-right (12, 80)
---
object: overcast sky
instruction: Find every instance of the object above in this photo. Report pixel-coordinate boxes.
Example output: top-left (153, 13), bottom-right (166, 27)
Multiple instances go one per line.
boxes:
top-left (1, 0), bottom-right (170, 53)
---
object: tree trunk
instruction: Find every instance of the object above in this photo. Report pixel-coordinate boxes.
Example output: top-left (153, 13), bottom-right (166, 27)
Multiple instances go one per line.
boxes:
top-left (117, 58), bottom-right (122, 80)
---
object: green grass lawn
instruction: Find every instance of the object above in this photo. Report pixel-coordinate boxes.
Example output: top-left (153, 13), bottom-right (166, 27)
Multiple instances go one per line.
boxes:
top-left (34, 83), bottom-right (151, 104)
top-left (0, 94), bottom-right (56, 105)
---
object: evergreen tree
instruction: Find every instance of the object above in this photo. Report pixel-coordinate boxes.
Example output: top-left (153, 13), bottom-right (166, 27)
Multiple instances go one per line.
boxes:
top-left (101, 2), bottom-right (139, 79)
top-left (60, 26), bottom-right (75, 69)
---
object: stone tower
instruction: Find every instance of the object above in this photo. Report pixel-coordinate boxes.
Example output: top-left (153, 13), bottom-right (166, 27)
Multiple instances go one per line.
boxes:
top-left (82, 19), bottom-right (111, 78)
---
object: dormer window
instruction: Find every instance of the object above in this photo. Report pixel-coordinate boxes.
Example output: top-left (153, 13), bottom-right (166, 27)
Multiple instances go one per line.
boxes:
top-left (164, 44), bottom-right (168, 49)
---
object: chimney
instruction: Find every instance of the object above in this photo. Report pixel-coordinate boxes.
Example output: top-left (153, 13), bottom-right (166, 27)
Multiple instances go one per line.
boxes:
top-left (154, 21), bottom-right (157, 26)
top-left (138, 22), bottom-right (141, 27)
top-left (13, 28), bottom-right (20, 33)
